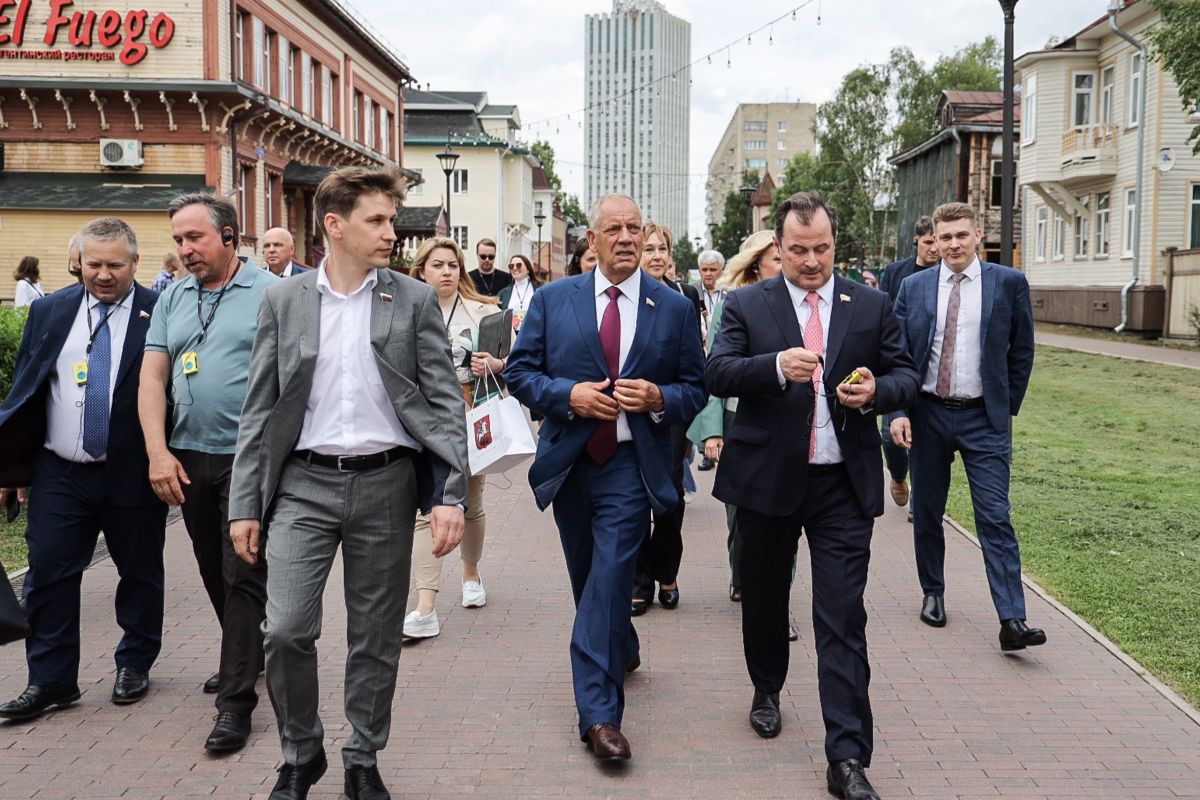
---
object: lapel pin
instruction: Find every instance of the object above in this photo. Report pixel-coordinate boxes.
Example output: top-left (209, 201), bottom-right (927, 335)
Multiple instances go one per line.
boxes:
top-left (380, 292), bottom-right (393, 302)
top-left (839, 293), bottom-right (851, 303)
top-left (646, 297), bottom-right (655, 308)
top-left (138, 310), bottom-right (151, 319)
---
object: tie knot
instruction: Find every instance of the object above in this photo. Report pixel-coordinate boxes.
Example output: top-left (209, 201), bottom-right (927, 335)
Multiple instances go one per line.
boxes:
top-left (95, 302), bottom-right (113, 319)
top-left (951, 272), bottom-right (966, 285)
top-left (605, 286), bottom-right (622, 302)
top-left (806, 290), bottom-right (820, 308)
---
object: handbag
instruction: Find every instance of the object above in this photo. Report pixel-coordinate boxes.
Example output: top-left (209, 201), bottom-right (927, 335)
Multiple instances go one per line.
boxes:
top-left (464, 363), bottom-right (536, 476)
top-left (0, 561), bottom-right (30, 646)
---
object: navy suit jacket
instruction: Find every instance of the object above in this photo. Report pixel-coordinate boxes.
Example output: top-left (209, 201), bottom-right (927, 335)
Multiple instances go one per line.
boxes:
top-left (0, 283), bottom-right (161, 506)
top-left (880, 255), bottom-right (932, 305)
top-left (706, 274), bottom-right (920, 519)
top-left (504, 270), bottom-right (707, 514)
top-left (892, 261), bottom-right (1035, 432)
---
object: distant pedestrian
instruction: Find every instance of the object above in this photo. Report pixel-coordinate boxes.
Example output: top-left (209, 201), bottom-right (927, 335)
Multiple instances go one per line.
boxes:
top-left (138, 192), bottom-right (279, 754)
top-left (497, 254), bottom-right (541, 330)
top-left (68, 233), bottom-right (83, 283)
top-left (13, 256), bottom-right (44, 307)
top-left (151, 252), bottom-right (181, 293)
top-left (566, 238), bottom-right (598, 276)
top-left (468, 238), bottom-right (512, 297)
top-left (0, 217), bottom-right (166, 722)
top-left (261, 227), bottom-right (310, 278)
top-left (694, 249), bottom-right (726, 472)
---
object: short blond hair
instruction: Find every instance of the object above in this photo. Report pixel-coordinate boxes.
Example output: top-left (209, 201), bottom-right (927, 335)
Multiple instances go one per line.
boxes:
top-left (642, 221), bottom-right (674, 252)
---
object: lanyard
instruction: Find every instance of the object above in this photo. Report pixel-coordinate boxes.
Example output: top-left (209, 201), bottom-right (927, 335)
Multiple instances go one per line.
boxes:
top-left (85, 287), bottom-right (135, 355)
top-left (442, 293), bottom-right (462, 334)
top-left (196, 261), bottom-right (241, 344)
top-left (513, 281), bottom-right (531, 309)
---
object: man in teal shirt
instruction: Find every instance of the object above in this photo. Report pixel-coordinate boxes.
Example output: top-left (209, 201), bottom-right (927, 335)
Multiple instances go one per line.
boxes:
top-left (139, 193), bottom-right (278, 754)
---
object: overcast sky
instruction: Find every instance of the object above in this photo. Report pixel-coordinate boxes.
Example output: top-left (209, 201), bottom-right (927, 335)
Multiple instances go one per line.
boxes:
top-left (360, 0), bottom-right (1109, 236)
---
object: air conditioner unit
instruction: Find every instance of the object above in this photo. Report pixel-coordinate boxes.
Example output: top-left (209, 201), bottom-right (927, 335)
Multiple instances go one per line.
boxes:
top-left (100, 139), bottom-right (144, 168)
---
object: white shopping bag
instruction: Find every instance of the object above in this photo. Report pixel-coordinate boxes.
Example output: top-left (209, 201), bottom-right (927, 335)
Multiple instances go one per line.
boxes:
top-left (465, 367), bottom-right (536, 476)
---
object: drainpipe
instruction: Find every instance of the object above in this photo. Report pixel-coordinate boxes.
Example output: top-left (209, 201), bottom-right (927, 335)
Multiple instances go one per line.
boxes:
top-left (1109, 1), bottom-right (1146, 333)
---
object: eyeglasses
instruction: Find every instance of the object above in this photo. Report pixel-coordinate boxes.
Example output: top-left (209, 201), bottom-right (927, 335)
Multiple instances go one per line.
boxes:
top-left (478, 254), bottom-right (495, 260)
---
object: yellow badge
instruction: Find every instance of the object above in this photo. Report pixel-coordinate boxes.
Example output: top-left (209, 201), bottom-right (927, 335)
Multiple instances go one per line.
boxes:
top-left (181, 351), bottom-right (199, 375)
top-left (72, 361), bottom-right (89, 386)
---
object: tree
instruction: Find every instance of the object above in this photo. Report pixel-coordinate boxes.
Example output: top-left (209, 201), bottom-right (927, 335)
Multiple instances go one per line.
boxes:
top-left (1149, 0), bottom-right (1200, 153)
top-left (711, 170), bottom-right (761, 257)
top-left (527, 139), bottom-right (587, 226)
top-left (561, 193), bottom-right (587, 228)
top-left (891, 38), bottom-right (1002, 153)
top-left (672, 236), bottom-right (698, 280)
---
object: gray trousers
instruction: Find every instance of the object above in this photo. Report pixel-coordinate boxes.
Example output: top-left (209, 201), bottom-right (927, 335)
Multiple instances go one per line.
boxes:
top-left (263, 456), bottom-right (417, 768)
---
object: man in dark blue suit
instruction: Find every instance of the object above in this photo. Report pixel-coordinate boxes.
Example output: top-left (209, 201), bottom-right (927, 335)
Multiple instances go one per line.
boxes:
top-left (0, 217), bottom-right (166, 721)
top-left (505, 194), bottom-right (706, 761)
top-left (878, 216), bottom-right (940, 513)
top-left (890, 201), bottom-right (1044, 651)
top-left (707, 192), bottom-right (919, 800)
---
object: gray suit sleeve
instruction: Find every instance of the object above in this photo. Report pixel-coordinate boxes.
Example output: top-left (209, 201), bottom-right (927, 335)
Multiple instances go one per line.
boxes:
top-left (229, 291), bottom-right (282, 522)
top-left (414, 287), bottom-right (469, 508)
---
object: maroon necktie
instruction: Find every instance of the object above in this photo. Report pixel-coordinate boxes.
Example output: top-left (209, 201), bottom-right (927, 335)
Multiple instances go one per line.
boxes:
top-left (586, 285), bottom-right (622, 464)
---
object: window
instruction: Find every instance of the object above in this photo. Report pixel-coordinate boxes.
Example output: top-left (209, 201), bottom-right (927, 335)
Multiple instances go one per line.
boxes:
top-left (408, 168), bottom-right (422, 196)
top-left (1053, 212), bottom-right (1064, 259)
top-left (380, 108), bottom-right (390, 157)
top-left (1021, 74), bottom-right (1037, 143)
top-left (990, 160), bottom-right (1003, 208)
top-left (778, 120), bottom-right (787, 132)
top-left (451, 169), bottom-right (469, 194)
top-left (1074, 197), bottom-right (1090, 258)
top-left (778, 159), bottom-right (789, 169)
top-left (744, 120), bottom-right (767, 132)
top-left (1099, 65), bottom-right (1114, 125)
top-left (301, 53), bottom-right (313, 115)
top-left (1035, 207), bottom-right (1047, 261)
top-left (278, 36), bottom-right (292, 104)
top-left (1093, 192), bottom-right (1110, 256)
top-left (1123, 188), bottom-right (1136, 256)
top-left (1072, 73), bottom-right (1093, 127)
top-left (451, 226), bottom-right (469, 250)
top-left (265, 171), bottom-right (283, 229)
top-left (777, 140), bottom-right (787, 150)
top-left (1190, 185), bottom-right (1200, 249)
top-left (351, 91), bottom-right (360, 140)
top-left (238, 163), bottom-right (256, 239)
top-left (364, 99), bottom-right (375, 149)
top-left (318, 66), bottom-right (330, 124)
top-left (744, 158), bottom-right (767, 169)
top-left (1128, 52), bottom-right (1142, 127)
top-left (254, 20), bottom-right (269, 89)
top-left (744, 140), bottom-right (766, 150)
top-left (235, 12), bottom-right (246, 80)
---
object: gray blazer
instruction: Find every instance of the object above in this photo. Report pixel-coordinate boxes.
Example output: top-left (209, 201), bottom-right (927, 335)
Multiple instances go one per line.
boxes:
top-left (228, 267), bottom-right (469, 521)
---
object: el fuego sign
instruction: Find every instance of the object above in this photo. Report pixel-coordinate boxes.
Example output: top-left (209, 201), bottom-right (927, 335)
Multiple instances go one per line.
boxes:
top-left (0, 0), bottom-right (175, 65)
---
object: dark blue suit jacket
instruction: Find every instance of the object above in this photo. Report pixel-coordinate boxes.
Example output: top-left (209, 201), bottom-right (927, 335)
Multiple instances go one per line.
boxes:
top-left (504, 271), bottom-right (707, 514)
top-left (0, 283), bottom-right (161, 507)
top-left (880, 255), bottom-right (938, 305)
top-left (706, 274), bottom-right (920, 519)
top-left (892, 261), bottom-right (1035, 432)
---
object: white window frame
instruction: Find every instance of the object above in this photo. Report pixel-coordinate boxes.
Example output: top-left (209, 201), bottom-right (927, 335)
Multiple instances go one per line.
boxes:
top-left (1095, 192), bottom-right (1111, 257)
top-left (409, 168), bottom-right (423, 196)
top-left (451, 225), bottom-right (469, 250)
top-left (1022, 74), bottom-right (1037, 143)
top-left (364, 99), bottom-right (375, 150)
top-left (777, 140), bottom-right (787, 150)
top-left (1074, 196), bottom-right (1090, 258)
top-left (451, 169), bottom-right (469, 195)
top-left (1128, 52), bottom-right (1143, 128)
top-left (278, 36), bottom-right (292, 105)
top-left (744, 140), bottom-right (766, 151)
top-left (321, 65), bottom-right (333, 126)
top-left (1035, 207), bottom-right (1047, 261)
top-left (1072, 71), bottom-right (1094, 128)
top-left (1122, 188), bottom-right (1136, 257)
top-left (1053, 212), bottom-right (1065, 260)
top-left (235, 13), bottom-right (246, 81)
top-left (744, 158), bottom-right (767, 170)
top-left (1099, 65), bottom-right (1114, 126)
top-left (744, 120), bottom-right (767, 132)
top-left (778, 120), bottom-right (787, 132)
top-left (301, 53), bottom-right (313, 115)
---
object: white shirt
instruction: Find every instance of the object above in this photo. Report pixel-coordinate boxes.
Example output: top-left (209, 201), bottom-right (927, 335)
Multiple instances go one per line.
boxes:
top-left (509, 278), bottom-right (534, 318)
top-left (701, 286), bottom-right (722, 316)
top-left (296, 267), bottom-right (422, 455)
top-left (14, 279), bottom-right (44, 308)
top-left (593, 268), bottom-right (641, 442)
top-left (922, 259), bottom-right (984, 398)
top-left (775, 275), bottom-right (843, 465)
top-left (45, 290), bottom-right (134, 462)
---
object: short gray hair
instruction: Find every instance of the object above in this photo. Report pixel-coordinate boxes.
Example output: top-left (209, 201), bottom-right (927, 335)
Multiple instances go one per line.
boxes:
top-left (78, 216), bottom-right (138, 262)
top-left (68, 231), bottom-right (82, 256)
top-left (167, 191), bottom-right (239, 246)
top-left (697, 249), bottom-right (725, 268)
top-left (588, 194), bottom-right (639, 229)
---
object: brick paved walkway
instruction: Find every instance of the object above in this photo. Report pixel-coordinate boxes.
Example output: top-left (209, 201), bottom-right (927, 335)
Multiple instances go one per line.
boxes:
top-left (3, 469), bottom-right (1199, 799)
top-left (1035, 330), bottom-right (1200, 370)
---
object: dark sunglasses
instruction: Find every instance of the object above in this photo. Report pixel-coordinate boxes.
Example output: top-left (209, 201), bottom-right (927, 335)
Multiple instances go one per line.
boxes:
top-left (478, 254), bottom-right (496, 260)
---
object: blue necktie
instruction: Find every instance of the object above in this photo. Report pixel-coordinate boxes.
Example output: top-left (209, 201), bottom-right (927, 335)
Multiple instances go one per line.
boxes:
top-left (83, 302), bottom-right (112, 459)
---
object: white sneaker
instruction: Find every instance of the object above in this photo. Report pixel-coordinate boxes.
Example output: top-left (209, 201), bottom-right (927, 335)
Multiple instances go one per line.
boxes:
top-left (402, 609), bottom-right (440, 639)
top-left (462, 580), bottom-right (487, 609)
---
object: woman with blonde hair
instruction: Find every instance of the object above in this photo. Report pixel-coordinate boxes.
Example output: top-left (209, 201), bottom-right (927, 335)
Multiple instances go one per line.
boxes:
top-left (403, 237), bottom-right (514, 639)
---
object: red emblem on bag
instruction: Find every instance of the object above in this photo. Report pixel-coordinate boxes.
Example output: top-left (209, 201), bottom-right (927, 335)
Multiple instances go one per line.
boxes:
top-left (473, 415), bottom-right (493, 449)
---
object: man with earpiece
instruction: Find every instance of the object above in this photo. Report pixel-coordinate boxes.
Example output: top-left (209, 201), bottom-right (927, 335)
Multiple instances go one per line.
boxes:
top-left (138, 192), bottom-right (280, 755)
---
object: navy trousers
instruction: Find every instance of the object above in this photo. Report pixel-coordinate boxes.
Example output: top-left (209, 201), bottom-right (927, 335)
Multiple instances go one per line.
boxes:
top-left (880, 410), bottom-right (909, 484)
top-left (551, 444), bottom-right (649, 738)
top-left (22, 450), bottom-right (166, 687)
top-left (908, 397), bottom-right (1027, 621)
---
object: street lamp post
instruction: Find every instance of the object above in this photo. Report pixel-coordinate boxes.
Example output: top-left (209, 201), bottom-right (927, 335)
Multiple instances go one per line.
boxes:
top-left (534, 209), bottom-right (546, 277)
top-left (999, 0), bottom-right (1018, 267)
top-left (739, 185), bottom-right (755, 234)
top-left (436, 142), bottom-right (459, 234)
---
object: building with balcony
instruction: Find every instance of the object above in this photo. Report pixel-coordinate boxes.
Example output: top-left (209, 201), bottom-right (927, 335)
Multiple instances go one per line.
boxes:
top-left (401, 89), bottom-right (539, 270)
top-left (706, 101), bottom-right (817, 236)
top-left (890, 91), bottom-right (1021, 266)
top-left (0, 0), bottom-right (416, 300)
top-left (1016, 0), bottom-right (1200, 333)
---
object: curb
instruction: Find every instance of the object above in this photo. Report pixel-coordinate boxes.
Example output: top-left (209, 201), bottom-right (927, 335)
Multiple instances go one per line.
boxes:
top-left (945, 514), bottom-right (1200, 728)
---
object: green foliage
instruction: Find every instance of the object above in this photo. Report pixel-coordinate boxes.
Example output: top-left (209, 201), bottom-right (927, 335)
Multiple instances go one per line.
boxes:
top-left (0, 305), bottom-right (29, 402)
top-left (561, 193), bottom-right (587, 227)
top-left (672, 236), bottom-right (698, 280)
top-left (529, 140), bottom-right (563, 191)
top-left (711, 170), bottom-right (762, 258)
top-left (891, 38), bottom-right (1002, 153)
top-left (1148, 0), bottom-right (1200, 154)
top-left (1188, 303), bottom-right (1200, 344)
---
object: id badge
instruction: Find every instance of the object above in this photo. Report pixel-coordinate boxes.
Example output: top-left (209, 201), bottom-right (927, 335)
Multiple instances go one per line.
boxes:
top-left (181, 351), bottom-right (199, 375)
top-left (72, 361), bottom-right (89, 386)
top-left (512, 309), bottom-right (525, 329)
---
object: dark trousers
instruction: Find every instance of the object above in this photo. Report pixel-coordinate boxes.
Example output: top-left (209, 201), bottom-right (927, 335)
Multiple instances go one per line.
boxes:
top-left (174, 449), bottom-right (267, 715)
top-left (22, 450), bottom-right (166, 687)
top-left (634, 423), bottom-right (687, 596)
top-left (738, 467), bottom-right (874, 766)
top-left (551, 445), bottom-right (649, 737)
top-left (908, 398), bottom-right (1026, 620)
top-left (880, 411), bottom-right (909, 484)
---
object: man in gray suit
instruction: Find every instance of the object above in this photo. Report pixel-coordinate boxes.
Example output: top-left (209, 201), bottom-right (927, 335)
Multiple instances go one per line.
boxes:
top-left (228, 166), bottom-right (468, 800)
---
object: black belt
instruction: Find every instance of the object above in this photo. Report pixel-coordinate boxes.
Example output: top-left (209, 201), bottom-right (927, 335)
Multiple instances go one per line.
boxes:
top-left (293, 445), bottom-right (417, 472)
top-left (807, 462), bottom-right (846, 477)
top-left (920, 391), bottom-right (985, 410)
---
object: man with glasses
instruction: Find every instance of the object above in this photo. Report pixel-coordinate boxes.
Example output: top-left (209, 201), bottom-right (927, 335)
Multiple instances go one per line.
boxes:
top-left (467, 238), bottom-right (511, 297)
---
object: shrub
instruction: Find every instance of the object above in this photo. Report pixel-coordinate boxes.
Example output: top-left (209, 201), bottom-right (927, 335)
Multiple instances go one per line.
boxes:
top-left (0, 306), bottom-right (29, 401)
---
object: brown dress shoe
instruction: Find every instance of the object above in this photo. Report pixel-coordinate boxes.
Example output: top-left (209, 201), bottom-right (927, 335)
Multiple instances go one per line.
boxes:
top-left (890, 479), bottom-right (909, 506)
top-left (585, 723), bottom-right (631, 760)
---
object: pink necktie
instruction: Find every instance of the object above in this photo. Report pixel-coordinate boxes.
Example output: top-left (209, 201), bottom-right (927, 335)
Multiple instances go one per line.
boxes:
top-left (803, 291), bottom-right (824, 463)
top-left (935, 273), bottom-right (966, 398)
top-left (586, 286), bottom-right (622, 465)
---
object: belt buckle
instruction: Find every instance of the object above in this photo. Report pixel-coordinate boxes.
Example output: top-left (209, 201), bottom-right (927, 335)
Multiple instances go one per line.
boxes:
top-left (337, 454), bottom-right (352, 472)
top-left (947, 397), bottom-right (966, 410)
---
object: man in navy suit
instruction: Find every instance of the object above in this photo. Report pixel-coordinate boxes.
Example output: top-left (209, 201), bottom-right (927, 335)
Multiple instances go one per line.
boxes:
top-left (505, 194), bottom-right (706, 761)
top-left (0, 217), bottom-right (166, 721)
top-left (707, 192), bottom-right (919, 800)
top-left (890, 201), bottom-right (1044, 651)
top-left (878, 216), bottom-right (940, 512)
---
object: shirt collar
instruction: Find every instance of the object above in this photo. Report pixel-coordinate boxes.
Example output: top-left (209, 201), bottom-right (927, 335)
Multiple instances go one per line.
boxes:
top-left (784, 272), bottom-right (835, 308)
top-left (316, 264), bottom-right (378, 298)
top-left (86, 286), bottom-right (135, 311)
top-left (594, 267), bottom-right (641, 305)
top-left (940, 257), bottom-right (981, 283)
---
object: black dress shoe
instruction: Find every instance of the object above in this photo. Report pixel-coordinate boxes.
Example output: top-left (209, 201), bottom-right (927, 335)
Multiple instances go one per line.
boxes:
top-left (269, 750), bottom-right (327, 800)
top-left (111, 667), bottom-right (149, 705)
top-left (344, 764), bottom-right (390, 800)
top-left (826, 759), bottom-right (881, 800)
top-left (203, 672), bottom-right (220, 694)
top-left (0, 684), bottom-right (82, 721)
top-left (748, 690), bottom-right (781, 738)
top-left (205, 710), bottom-right (251, 752)
top-left (999, 619), bottom-right (1047, 651)
top-left (630, 598), bottom-right (649, 616)
top-left (624, 652), bottom-right (641, 673)
top-left (788, 624), bottom-right (798, 642)
top-left (920, 595), bottom-right (947, 628)
top-left (658, 585), bottom-right (679, 609)
top-left (729, 584), bottom-right (742, 602)
top-left (697, 456), bottom-right (715, 471)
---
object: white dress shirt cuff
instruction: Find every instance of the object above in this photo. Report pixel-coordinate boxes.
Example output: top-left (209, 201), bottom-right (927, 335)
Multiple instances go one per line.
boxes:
top-left (775, 352), bottom-right (786, 388)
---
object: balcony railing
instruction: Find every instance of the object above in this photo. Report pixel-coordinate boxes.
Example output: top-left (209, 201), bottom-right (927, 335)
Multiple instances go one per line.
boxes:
top-left (1062, 124), bottom-right (1119, 156)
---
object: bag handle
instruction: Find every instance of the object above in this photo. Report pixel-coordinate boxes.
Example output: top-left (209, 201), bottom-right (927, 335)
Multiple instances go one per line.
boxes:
top-left (472, 357), bottom-right (504, 407)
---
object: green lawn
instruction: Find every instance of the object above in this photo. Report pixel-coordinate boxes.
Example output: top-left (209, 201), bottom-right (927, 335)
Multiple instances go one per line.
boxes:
top-left (946, 345), bottom-right (1200, 705)
top-left (1, 504), bottom-right (28, 575)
